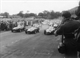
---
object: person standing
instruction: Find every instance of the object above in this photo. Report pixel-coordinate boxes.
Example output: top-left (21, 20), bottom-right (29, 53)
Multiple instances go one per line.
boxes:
top-left (54, 11), bottom-right (80, 57)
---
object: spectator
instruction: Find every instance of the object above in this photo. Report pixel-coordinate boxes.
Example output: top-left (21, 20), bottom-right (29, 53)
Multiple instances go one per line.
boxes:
top-left (54, 11), bottom-right (80, 57)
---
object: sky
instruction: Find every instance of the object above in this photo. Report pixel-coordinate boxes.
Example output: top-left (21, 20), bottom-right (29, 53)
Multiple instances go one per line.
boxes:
top-left (0, 0), bottom-right (80, 15)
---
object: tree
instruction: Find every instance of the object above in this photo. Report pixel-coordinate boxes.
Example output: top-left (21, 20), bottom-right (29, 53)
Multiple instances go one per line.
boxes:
top-left (43, 10), bottom-right (51, 19)
top-left (50, 11), bottom-right (55, 19)
top-left (38, 12), bottom-right (44, 18)
top-left (38, 10), bottom-right (51, 19)
top-left (24, 13), bottom-right (37, 18)
top-left (0, 12), bottom-right (9, 18)
top-left (17, 11), bottom-right (24, 18)
top-left (29, 13), bottom-right (37, 17)
top-left (50, 11), bottom-right (61, 19)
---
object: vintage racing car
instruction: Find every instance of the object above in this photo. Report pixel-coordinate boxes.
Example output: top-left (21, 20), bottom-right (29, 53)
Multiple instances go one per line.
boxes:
top-left (11, 21), bottom-right (25, 32)
top-left (25, 26), bottom-right (39, 34)
top-left (44, 26), bottom-right (55, 35)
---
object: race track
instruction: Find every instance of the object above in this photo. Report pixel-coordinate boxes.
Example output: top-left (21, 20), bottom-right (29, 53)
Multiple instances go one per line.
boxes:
top-left (0, 25), bottom-right (77, 58)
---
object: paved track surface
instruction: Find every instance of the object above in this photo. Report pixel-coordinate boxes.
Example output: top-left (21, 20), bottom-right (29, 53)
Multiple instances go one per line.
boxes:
top-left (0, 25), bottom-right (77, 58)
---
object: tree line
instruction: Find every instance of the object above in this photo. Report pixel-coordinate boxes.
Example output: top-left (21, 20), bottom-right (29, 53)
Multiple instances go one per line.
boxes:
top-left (0, 10), bottom-right (62, 19)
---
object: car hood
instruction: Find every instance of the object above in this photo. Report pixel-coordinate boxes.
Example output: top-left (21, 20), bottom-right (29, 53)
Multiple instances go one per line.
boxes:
top-left (46, 27), bottom-right (55, 32)
top-left (27, 27), bottom-right (36, 31)
top-left (13, 27), bottom-right (19, 29)
top-left (13, 26), bottom-right (23, 29)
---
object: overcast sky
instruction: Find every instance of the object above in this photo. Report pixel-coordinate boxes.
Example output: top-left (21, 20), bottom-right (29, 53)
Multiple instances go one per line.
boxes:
top-left (0, 0), bottom-right (79, 15)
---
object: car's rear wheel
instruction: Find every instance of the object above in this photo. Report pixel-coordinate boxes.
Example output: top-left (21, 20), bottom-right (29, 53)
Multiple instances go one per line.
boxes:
top-left (38, 30), bottom-right (39, 32)
top-left (52, 31), bottom-right (54, 34)
top-left (11, 30), bottom-right (13, 32)
top-left (52, 30), bottom-right (55, 34)
top-left (37, 29), bottom-right (39, 33)
top-left (34, 31), bottom-right (37, 34)
top-left (44, 30), bottom-right (46, 34)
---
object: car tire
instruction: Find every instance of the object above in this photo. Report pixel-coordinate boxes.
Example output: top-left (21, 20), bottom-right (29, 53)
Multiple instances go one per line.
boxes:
top-left (11, 30), bottom-right (14, 32)
top-left (19, 29), bottom-right (22, 32)
top-left (38, 30), bottom-right (39, 33)
top-left (52, 32), bottom-right (54, 35)
top-left (37, 29), bottom-right (39, 33)
top-left (52, 31), bottom-right (55, 35)
top-left (34, 31), bottom-right (36, 34)
top-left (22, 28), bottom-right (25, 31)
top-left (44, 30), bottom-right (46, 34)
top-left (25, 31), bottom-right (27, 34)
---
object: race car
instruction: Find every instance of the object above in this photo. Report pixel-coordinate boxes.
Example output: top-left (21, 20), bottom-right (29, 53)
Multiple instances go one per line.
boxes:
top-left (25, 26), bottom-right (39, 34)
top-left (44, 26), bottom-right (55, 35)
top-left (11, 21), bottom-right (25, 32)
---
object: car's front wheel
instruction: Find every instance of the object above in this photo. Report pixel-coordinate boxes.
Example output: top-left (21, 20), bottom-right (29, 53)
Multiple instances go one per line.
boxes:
top-left (19, 29), bottom-right (22, 32)
top-left (25, 31), bottom-right (27, 34)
